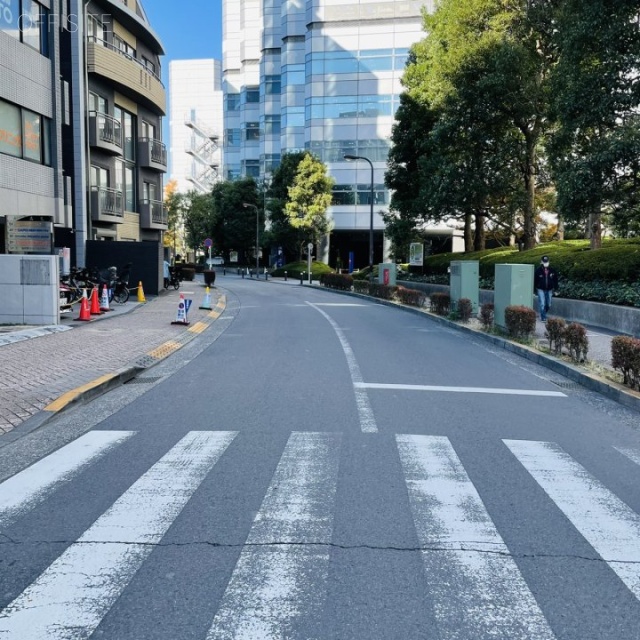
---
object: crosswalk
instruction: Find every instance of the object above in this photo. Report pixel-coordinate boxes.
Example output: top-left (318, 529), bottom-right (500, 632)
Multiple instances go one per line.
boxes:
top-left (1, 430), bottom-right (640, 638)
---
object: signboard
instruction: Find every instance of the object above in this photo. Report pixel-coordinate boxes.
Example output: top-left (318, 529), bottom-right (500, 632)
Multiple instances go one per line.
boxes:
top-left (204, 238), bottom-right (212, 248)
top-left (229, 251), bottom-right (238, 263)
top-left (409, 242), bottom-right (424, 267)
top-left (6, 218), bottom-right (53, 254)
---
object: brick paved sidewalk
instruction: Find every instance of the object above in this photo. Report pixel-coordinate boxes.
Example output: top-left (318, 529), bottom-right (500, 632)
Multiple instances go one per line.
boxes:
top-left (0, 284), bottom-right (222, 435)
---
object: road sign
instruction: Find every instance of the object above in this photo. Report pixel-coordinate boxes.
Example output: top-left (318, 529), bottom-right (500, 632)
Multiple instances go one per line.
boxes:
top-left (204, 238), bottom-right (212, 248)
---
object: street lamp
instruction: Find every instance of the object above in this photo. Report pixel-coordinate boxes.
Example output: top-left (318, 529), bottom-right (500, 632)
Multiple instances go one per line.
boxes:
top-left (344, 154), bottom-right (374, 281)
top-left (242, 202), bottom-right (259, 276)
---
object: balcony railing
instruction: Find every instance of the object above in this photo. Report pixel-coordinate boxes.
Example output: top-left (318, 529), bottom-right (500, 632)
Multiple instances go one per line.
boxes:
top-left (88, 36), bottom-right (163, 84)
top-left (139, 198), bottom-right (167, 229)
top-left (138, 137), bottom-right (167, 171)
top-left (90, 186), bottom-right (124, 222)
top-left (89, 111), bottom-right (123, 154)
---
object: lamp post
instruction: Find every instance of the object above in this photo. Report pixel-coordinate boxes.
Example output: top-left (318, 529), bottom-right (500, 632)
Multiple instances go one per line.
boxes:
top-left (242, 202), bottom-right (259, 276)
top-left (344, 154), bottom-right (374, 281)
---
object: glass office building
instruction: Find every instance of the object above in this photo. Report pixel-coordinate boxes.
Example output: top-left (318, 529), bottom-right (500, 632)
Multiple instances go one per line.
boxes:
top-left (222, 0), bottom-right (432, 267)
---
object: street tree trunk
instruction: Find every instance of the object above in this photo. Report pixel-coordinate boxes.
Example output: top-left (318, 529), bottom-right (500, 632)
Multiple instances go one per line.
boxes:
top-left (589, 209), bottom-right (602, 249)
top-left (464, 213), bottom-right (473, 252)
top-left (474, 212), bottom-right (486, 251)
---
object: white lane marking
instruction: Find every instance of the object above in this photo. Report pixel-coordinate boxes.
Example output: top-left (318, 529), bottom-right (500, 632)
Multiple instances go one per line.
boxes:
top-left (614, 447), bottom-right (640, 467)
top-left (397, 435), bottom-right (556, 639)
top-left (505, 439), bottom-right (640, 601)
top-left (206, 431), bottom-right (341, 640)
top-left (312, 303), bottom-right (367, 307)
top-left (0, 431), bottom-right (237, 640)
top-left (357, 382), bottom-right (566, 397)
top-left (0, 431), bottom-right (135, 529)
top-left (306, 302), bottom-right (377, 433)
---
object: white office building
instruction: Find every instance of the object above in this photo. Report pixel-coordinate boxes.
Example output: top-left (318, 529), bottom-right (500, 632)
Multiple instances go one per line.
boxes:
top-left (221, 0), bottom-right (433, 267)
top-left (168, 59), bottom-right (223, 193)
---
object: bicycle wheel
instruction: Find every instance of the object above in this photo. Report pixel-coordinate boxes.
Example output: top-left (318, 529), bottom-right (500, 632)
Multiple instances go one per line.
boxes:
top-left (113, 287), bottom-right (129, 304)
top-left (172, 280), bottom-right (180, 290)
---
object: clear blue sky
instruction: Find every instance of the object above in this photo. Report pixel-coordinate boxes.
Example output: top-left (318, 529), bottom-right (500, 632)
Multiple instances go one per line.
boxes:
top-left (143, 0), bottom-right (223, 83)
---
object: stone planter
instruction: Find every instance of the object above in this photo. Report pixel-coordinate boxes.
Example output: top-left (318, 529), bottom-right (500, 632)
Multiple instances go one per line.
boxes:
top-left (203, 270), bottom-right (216, 286)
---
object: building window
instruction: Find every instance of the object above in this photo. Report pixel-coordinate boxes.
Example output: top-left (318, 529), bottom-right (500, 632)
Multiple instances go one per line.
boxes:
top-left (143, 181), bottom-right (157, 201)
top-left (242, 87), bottom-right (260, 104)
top-left (89, 92), bottom-right (107, 114)
top-left (242, 159), bottom-right (260, 178)
top-left (87, 13), bottom-right (106, 44)
top-left (0, 99), bottom-right (50, 165)
top-left (115, 106), bottom-right (136, 161)
top-left (113, 34), bottom-right (136, 59)
top-left (224, 93), bottom-right (240, 111)
top-left (91, 165), bottom-right (109, 187)
top-left (264, 75), bottom-right (281, 95)
top-left (243, 122), bottom-right (260, 142)
top-left (263, 115), bottom-right (281, 136)
top-left (142, 56), bottom-right (156, 75)
top-left (224, 128), bottom-right (240, 148)
top-left (1, 0), bottom-right (49, 55)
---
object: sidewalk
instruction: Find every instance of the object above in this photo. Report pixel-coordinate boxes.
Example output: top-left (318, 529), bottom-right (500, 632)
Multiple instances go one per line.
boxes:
top-left (0, 282), bottom-right (225, 437)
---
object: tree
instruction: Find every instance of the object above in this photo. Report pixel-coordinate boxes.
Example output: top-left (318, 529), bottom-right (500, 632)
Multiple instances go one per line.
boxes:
top-left (181, 190), bottom-right (213, 259)
top-left (163, 180), bottom-right (185, 258)
top-left (548, 0), bottom-right (640, 247)
top-left (264, 152), bottom-right (308, 262)
top-left (285, 153), bottom-right (334, 257)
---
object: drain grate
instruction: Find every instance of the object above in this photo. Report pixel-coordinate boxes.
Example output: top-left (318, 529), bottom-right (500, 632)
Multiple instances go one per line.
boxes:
top-left (125, 376), bottom-right (163, 385)
top-left (549, 379), bottom-right (582, 390)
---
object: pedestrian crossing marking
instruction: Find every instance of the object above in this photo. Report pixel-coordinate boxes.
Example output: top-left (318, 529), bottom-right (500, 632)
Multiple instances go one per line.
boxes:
top-left (505, 439), bottom-right (640, 602)
top-left (0, 431), bottom-right (237, 640)
top-left (0, 431), bottom-right (135, 529)
top-left (206, 432), bottom-right (341, 639)
top-left (397, 435), bottom-right (556, 639)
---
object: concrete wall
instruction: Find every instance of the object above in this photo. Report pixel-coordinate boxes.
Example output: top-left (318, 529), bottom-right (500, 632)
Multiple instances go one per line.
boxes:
top-left (398, 281), bottom-right (640, 337)
top-left (0, 256), bottom-right (60, 325)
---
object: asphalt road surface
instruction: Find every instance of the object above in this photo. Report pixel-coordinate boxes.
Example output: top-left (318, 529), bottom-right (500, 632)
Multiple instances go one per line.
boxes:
top-left (1, 278), bottom-right (640, 639)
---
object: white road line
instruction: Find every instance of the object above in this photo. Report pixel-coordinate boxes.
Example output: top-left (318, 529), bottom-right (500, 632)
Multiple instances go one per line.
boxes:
top-left (614, 447), bottom-right (640, 467)
top-left (312, 303), bottom-right (367, 307)
top-left (505, 439), bottom-right (640, 601)
top-left (206, 431), bottom-right (341, 640)
top-left (397, 435), bottom-right (555, 639)
top-left (0, 431), bottom-right (236, 640)
top-left (0, 431), bottom-right (135, 529)
top-left (306, 302), bottom-right (377, 432)
top-left (357, 382), bottom-right (566, 397)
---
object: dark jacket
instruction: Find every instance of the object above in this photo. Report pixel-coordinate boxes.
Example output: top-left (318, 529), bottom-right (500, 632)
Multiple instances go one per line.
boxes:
top-left (534, 265), bottom-right (559, 291)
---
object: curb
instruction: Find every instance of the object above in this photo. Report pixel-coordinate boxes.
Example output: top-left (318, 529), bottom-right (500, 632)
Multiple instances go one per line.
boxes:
top-left (314, 285), bottom-right (640, 414)
top-left (0, 295), bottom-right (228, 447)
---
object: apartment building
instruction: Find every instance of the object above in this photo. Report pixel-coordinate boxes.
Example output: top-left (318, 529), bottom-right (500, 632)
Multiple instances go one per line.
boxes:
top-left (168, 59), bottom-right (223, 194)
top-left (221, 0), bottom-right (432, 267)
top-left (0, 0), bottom-right (68, 255)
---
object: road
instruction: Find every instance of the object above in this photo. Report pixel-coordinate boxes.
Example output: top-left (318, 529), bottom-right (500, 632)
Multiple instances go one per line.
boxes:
top-left (1, 278), bottom-right (640, 639)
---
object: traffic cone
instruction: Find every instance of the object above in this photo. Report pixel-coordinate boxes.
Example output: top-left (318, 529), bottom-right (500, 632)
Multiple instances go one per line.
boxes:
top-left (89, 286), bottom-right (102, 315)
top-left (99, 285), bottom-right (110, 312)
top-left (75, 289), bottom-right (91, 321)
top-left (199, 286), bottom-right (212, 310)
top-left (137, 281), bottom-right (146, 303)
top-left (171, 293), bottom-right (190, 325)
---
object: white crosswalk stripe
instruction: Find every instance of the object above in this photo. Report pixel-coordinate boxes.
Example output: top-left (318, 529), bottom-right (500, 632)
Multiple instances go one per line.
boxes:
top-left (505, 439), bottom-right (640, 602)
top-left (0, 430), bottom-right (135, 530)
top-left (0, 431), bottom-right (237, 640)
top-left (206, 431), bottom-right (342, 640)
top-left (396, 434), bottom-right (556, 639)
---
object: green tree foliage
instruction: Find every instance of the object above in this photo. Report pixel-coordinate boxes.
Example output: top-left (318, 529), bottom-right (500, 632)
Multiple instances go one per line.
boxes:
top-left (209, 178), bottom-right (260, 265)
top-left (264, 151), bottom-right (308, 261)
top-left (391, 0), bottom-right (556, 250)
top-left (548, 0), bottom-right (640, 246)
top-left (181, 190), bottom-right (213, 257)
top-left (285, 153), bottom-right (335, 251)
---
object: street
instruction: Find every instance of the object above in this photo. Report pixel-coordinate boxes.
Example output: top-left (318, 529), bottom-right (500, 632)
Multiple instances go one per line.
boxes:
top-left (1, 278), bottom-right (640, 639)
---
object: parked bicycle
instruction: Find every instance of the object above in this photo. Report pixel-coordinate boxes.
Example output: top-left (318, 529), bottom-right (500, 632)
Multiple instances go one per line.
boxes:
top-left (165, 265), bottom-right (180, 290)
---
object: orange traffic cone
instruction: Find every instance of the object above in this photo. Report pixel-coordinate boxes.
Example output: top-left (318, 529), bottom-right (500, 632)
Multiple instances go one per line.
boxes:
top-left (89, 286), bottom-right (102, 315)
top-left (75, 289), bottom-right (91, 321)
top-left (99, 285), bottom-right (110, 312)
top-left (171, 293), bottom-right (190, 325)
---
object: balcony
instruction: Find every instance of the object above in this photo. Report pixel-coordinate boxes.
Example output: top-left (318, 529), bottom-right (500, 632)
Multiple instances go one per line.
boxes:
top-left (87, 39), bottom-right (166, 115)
top-left (139, 198), bottom-right (167, 230)
top-left (138, 137), bottom-right (167, 172)
top-left (90, 186), bottom-right (124, 223)
top-left (89, 111), bottom-right (123, 155)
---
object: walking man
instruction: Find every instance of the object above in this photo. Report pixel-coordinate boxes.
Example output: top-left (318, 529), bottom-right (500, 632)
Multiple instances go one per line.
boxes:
top-left (534, 255), bottom-right (559, 322)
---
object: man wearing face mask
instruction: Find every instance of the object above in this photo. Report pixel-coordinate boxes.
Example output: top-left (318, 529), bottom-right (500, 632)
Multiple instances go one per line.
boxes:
top-left (534, 255), bottom-right (559, 322)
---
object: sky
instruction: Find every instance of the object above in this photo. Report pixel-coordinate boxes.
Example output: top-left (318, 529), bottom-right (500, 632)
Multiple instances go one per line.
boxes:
top-left (143, 0), bottom-right (223, 84)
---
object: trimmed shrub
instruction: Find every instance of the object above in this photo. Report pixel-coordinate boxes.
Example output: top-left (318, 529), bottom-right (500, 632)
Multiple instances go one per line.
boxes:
top-left (321, 273), bottom-right (353, 291)
top-left (564, 322), bottom-right (589, 362)
top-left (456, 298), bottom-right (473, 322)
top-left (545, 317), bottom-right (566, 355)
top-left (611, 336), bottom-right (640, 390)
top-left (395, 286), bottom-right (426, 307)
top-left (369, 283), bottom-right (397, 300)
top-left (353, 280), bottom-right (370, 295)
top-left (430, 292), bottom-right (450, 316)
top-left (480, 303), bottom-right (494, 330)
top-left (180, 267), bottom-right (195, 281)
top-left (504, 305), bottom-right (537, 339)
